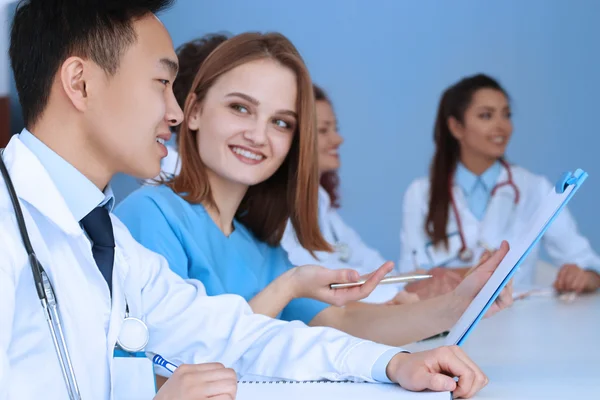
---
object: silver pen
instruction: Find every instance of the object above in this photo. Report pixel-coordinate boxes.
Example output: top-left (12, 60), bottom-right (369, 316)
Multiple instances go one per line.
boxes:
top-left (330, 273), bottom-right (433, 289)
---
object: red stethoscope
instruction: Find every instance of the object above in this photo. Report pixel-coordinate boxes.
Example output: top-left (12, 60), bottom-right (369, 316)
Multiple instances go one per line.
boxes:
top-left (449, 159), bottom-right (520, 263)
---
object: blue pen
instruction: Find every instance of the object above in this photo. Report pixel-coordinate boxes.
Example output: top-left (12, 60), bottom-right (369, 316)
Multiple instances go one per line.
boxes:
top-left (147, 352), bottom-right (179, 374)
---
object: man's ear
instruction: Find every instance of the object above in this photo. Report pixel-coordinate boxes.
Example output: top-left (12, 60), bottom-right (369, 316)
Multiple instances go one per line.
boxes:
top-left (59, 56), bottom-right (90, 112)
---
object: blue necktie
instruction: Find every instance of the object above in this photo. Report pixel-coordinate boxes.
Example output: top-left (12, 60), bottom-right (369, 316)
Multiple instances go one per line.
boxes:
top-left (80, 207), bottom-right (115, 294)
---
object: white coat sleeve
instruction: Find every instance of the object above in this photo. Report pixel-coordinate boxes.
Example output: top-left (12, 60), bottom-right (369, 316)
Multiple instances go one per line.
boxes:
top-left (398, 180), bottom-right (429, 273)
top-left (125, 226), bottom-right (400, 382)
top-left (0, 214), bottom-right (17, 400)
top-left (538, 177), bottom-right (600, 274)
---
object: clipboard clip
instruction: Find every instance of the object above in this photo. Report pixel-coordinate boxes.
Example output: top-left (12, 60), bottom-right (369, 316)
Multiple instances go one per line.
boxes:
top-left (555, 169), bottom-right (587, 194)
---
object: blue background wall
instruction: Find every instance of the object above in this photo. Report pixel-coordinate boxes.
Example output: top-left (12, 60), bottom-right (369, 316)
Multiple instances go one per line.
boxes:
top-left (7, 0), bottom-right (600, 263)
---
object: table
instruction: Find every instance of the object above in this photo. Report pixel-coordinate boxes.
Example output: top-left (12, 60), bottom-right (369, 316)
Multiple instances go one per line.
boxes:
top-left (404, 293), bottom-right (600, 399)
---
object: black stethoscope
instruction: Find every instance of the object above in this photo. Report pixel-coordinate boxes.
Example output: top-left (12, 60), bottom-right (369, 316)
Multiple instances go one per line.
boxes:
top-left (449, 159), bottom-right (520, 263)
top-left (0, 149), bottom-right (149, 399)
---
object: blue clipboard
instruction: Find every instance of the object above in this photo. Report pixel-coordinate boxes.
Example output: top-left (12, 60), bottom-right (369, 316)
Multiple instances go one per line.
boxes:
top-left (450, 168), bottom-right (588, 346)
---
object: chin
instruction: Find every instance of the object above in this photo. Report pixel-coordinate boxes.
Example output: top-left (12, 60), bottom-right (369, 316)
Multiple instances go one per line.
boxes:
top-left (321, 162), bottom-right (340, 173)
top-left (130, 162), bottom-right (161, 180)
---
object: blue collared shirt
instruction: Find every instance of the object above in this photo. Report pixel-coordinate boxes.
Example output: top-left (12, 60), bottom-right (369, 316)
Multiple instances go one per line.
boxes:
top-left (454, 161), bottom-right (502, 220)
top-left (18, 129), bottom-right (114, 219)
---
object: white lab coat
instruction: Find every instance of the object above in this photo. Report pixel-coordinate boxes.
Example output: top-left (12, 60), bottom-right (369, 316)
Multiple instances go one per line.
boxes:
top-left (0, 137), bottom-right (397, 399)
top-left (398, 164), bottom-right (600, 288)
top-left (282, 186), bottom-right (399, 303)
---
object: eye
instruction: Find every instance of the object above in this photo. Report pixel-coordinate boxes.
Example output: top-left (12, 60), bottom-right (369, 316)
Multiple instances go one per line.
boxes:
top-left (273, 118), bottom-right (294, 131)
top-left (318, 127), bottom-right (328, 135)
top-left (157, 79), bottom-right (170, 86)
top-left (504, 110), bottom-right (512, 119)
top-left (479, 112), bottom-right (492, 120)
top-left (230, 104), bottom-right (250, 114)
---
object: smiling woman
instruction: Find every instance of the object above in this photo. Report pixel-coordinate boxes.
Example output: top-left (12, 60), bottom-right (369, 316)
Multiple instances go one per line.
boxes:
top-left (115, 34), bottom-right (514, 360)
top-left (397, 73), bottom-right (600, 300)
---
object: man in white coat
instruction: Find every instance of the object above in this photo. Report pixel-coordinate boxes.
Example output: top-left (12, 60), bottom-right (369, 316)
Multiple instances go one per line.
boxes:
top-left (0, 0), bottom-right (504, 398)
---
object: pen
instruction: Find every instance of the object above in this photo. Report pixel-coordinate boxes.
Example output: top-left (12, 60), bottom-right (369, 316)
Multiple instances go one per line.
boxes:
top-left (146, 352), bottom-right (179, 374)
top-left (330, 274), bottom-right (432, 289)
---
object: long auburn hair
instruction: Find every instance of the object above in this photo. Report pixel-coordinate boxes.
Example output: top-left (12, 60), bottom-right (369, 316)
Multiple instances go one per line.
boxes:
top-left (168, 32), bottom-right (331, 252)
top-left (426, 73), bottom-right (509, 248)
top-left (313, 84), bottom-right (341, 209)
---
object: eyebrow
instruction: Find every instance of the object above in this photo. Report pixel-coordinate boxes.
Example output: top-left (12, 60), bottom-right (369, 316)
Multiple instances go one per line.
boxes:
top-left (476, 105), bottom-right (510, 111)
top-left (159, 58), bottom-right (179, 76)
top-left (226, 92), bottom-right (298, 119)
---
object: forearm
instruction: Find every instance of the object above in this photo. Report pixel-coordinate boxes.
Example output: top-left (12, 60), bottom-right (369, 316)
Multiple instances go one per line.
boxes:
top-left (309, 293), bottom-right (466, 346)
top-left (248, 270), bottom-right (295, 318)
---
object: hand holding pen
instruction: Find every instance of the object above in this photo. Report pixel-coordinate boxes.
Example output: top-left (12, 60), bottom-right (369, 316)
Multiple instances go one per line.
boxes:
top-left (149, 352), bottom-right (238, 400)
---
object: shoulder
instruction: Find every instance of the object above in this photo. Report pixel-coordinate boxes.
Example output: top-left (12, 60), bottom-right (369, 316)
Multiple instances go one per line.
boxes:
top-left (0, 208), bottom-right (27, 279)
top-left (116, 184), bottom-right (188, 219)
top-left (403, 176), bottom-right (430, 204)
top-left (509, 164), bottom-right (554, 192)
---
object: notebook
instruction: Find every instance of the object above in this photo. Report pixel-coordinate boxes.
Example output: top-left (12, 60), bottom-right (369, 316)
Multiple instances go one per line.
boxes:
top-left (236, 377), bottom-right (451, 400)
top-left (445, 168), bottom-right (588, 346)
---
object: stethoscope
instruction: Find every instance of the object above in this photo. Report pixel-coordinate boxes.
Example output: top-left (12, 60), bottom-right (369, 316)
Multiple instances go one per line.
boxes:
top-left (329, 220), bottom-right (351, 263)
top-left (0, 149), bottom-right (149, 399)
top-left (449, 159), bottom-right (520, 263)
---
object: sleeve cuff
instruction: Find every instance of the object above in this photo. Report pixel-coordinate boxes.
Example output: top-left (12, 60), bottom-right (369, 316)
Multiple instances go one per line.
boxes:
top-left (371, 348), bottom-right (409, 383)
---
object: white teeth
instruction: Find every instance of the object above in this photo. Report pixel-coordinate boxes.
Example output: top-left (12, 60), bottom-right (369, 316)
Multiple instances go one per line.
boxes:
top-left (231, 146), bottom-right (264, 161)
top-left (492, 136), bottom-right (505, 144)
top-left (156, 138), bottom-right (165, 145)
top-left (328, 149), bottom-right (338, 155)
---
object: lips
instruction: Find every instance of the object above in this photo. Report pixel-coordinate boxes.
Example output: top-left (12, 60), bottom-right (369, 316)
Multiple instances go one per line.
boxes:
top-left (229, 145), bottom-right (266, 163)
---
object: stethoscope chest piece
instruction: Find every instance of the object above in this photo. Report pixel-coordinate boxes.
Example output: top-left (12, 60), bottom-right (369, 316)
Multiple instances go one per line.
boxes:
top-left (458, 247), bottom-right (474, 263)
top-left (335, 242), bottom-right (352, 263)
top-left (117, 316), bottom-right (149, 353)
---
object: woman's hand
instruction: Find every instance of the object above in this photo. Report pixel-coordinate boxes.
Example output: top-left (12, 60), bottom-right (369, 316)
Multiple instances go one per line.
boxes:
top-left (290, 261), bottom-right (395, 306)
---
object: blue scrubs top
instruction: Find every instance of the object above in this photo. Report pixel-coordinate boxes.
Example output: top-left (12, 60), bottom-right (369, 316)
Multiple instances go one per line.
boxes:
top-left (115, 185), bottom-right (328, 324)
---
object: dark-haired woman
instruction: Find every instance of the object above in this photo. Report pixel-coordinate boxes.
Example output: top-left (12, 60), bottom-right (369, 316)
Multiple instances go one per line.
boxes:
top-left (398, 73), bottom-right (600, 300)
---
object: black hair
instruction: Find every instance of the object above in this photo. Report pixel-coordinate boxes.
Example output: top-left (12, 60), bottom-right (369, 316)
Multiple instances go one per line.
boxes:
top-left (426, 73), bottom-right (509, 248)
top-left (9, 0), bottom-right (175, 127)
top-left (173, 33), bottom-right (230, 111)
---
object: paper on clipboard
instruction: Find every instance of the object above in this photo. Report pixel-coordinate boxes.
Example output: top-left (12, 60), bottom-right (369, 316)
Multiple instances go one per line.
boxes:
top-left (445, 169), bottom-right (588, 346)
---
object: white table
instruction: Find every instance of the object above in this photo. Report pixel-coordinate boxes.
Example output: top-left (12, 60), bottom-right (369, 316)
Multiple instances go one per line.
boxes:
top-left (404, 293), bottom-right (600, 399)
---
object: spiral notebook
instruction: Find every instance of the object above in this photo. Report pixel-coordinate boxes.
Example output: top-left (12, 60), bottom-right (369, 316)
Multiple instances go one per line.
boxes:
top-left (236, 377), bottom-right (451, 399)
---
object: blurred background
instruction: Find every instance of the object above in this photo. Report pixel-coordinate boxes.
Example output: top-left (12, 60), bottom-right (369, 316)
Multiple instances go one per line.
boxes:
top-left (2, 0), bottom-right (599, 263)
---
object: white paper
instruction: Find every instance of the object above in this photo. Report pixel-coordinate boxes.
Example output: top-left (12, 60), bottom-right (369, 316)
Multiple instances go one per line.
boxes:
top-left (237, 379), bottom-right (450, 400)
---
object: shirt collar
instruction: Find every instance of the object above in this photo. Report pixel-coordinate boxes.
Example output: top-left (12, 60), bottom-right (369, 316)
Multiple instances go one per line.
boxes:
top-left (18, 128), bottom-right (115, 221)
top-left (455, 161), bottom-right (502, 195)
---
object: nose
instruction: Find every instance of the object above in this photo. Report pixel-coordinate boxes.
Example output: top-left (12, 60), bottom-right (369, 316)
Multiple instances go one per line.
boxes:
top-left (166, 91), bottom-right (184, 128)
top-left (332, 130), bottom-right (344, 146)
top-left (497, 118), bottom-right (512, 136)
top-left (243, 120), bottom-right (268, 146)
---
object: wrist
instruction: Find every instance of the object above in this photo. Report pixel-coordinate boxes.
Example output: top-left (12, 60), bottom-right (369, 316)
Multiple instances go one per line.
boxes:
top-left (442, 291), bottom-right (468, 329)
top-left (385, 351), bottom-right (410, 382)
top-left (281, 267), bottom-right (301, 300)
top-left (585, 270), bottom-right (600, 290)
